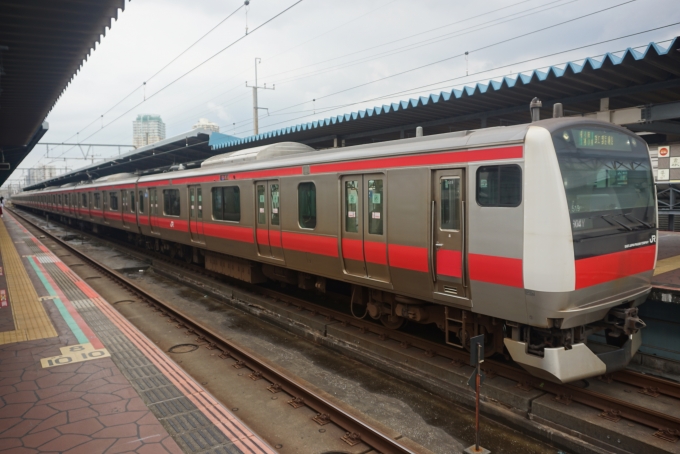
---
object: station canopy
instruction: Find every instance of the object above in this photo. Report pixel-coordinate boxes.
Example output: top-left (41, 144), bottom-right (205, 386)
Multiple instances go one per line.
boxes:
top-left (23, 36), bottom-right (680, 191)
top-left (0, 0), bottom-right (129, 187)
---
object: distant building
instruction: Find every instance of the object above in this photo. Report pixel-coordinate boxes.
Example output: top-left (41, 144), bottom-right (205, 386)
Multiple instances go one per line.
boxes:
top-left (25, 165), bottom-right (57, 186)
top-left (133, 114), bottom-right (166, 148)
top-left (192, 118), bottom-right (220, 133)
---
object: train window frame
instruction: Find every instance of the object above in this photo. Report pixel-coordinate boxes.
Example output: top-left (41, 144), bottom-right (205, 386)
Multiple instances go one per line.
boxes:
top-left (163, 189), bottom-right (181, 217)
top-left (109, 192), bottom-right (119, 211)
top-left (211, 186), bottom-right (240, 223)
top-left (298, 182), bottom-right (317, 230)
top-left (476, 165), bottom-right (522, 208)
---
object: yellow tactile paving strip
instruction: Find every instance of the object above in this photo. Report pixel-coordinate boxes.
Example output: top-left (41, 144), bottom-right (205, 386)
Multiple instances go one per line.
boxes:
top-left (653, 254), bottom-right (680, 276)
top-left (0, 217), bottom-right (57, 344)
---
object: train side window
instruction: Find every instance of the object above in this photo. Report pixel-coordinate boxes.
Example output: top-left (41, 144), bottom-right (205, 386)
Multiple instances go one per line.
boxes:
top-left (130, 191), bottom-right (136, 212)
top-left (368, 179), bottom-right (383, 235)
top-left (94, 193), bottom-right (100, 209)
top-left (163, 189), bottom-right (180, 216)
top-left (211, 187), bottom-right (240, 222)
top-left (440, 178), bottom-right (460, 230)
top-left (82, 194), bottom-right (87, 207)
top-left (58, 195), bottom-right (62, 205)
top-left (476, 165), bottom-right (522, 207)
top-left (345, 180), bottom-right (359, 233)
top-left (138, 191), bottom-right (144, 213)
top-left (298, 182), bottom-right (316, 229)
top-left (109, 192), bottom-right (119, 211)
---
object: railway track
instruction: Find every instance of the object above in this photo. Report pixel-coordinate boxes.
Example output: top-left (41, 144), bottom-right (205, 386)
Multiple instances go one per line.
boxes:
top-left (13, 207), bottom-right (680, 446)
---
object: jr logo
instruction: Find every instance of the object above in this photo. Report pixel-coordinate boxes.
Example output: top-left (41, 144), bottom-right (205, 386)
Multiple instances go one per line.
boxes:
top-left (650, 235), bottom-right (656, 244)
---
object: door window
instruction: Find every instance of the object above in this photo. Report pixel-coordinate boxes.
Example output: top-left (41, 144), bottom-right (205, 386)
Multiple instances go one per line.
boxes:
top-left (109, 192), bottom-right (118, 211)
top-left (271, 184), bottom-right (280, 226)
top-left (130, 191), bottom-right (136, 212)
top-left (138, 191), bottom-right (144, 213)
top-left (257, 185), bottom-right (266, 224)
top-left (190, 189), bottom-right (196, 218)
top-left (440, 178), bottom-right (460, 230)
top-left (345, 181), bottom-right (359, 233)
top-left (197, 188), bottom-right (203, 219)
top-left (367, 179), bottom-right (383, 235)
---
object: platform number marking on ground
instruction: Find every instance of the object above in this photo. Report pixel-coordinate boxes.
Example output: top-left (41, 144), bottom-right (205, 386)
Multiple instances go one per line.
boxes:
top-left (0, 290), bottom-right (6, 308)
top-left (41, 343), bottom-right (110, 368)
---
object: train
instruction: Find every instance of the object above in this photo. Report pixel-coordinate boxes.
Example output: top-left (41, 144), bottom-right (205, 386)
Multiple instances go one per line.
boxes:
top-left (13, 114), bottom-right (657, 383)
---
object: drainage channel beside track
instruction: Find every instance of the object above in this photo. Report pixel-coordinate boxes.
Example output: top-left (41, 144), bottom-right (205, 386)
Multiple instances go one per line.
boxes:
top-left (13, 207), bottom-right (680, 454)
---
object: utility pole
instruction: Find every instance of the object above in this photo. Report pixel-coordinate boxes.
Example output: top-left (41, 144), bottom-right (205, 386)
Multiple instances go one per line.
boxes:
top-left (246, 58), bottom-right (274, 136)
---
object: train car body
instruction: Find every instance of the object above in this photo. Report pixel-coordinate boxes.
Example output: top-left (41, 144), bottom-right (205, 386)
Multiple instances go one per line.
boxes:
top-left (15, 117), bottom-right (657, 383)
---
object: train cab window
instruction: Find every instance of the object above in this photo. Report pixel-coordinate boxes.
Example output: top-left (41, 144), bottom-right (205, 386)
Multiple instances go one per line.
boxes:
top-left (82, 194), bottom-right (87, 207)
top-left (440, 178), bottom-right (461, 230)
top-left (298, 182), bottom-right (316, 229)
top-left (163, 189), bottom-right (180, 217)
top-left (345, 180), bottom-right (359, 233)
top-left (138, 191), bottom-right (144, 213)
top-left (476, 165), bottom-right (522, 207)
top-left (212, 186), bottom-right (240, 222)
top-left (109, 192), bottom-right (118, 211)
top-left (367, 179), bottom-right (383, 235)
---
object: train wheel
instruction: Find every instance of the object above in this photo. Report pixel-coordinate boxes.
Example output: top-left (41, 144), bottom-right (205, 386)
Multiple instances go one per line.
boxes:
top-left (380, 314), bottom-right (405, 330)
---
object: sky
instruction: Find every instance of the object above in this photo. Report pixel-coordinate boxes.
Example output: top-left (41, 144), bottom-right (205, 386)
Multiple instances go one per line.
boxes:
top-left (7, 0), bottom-right (680, 188)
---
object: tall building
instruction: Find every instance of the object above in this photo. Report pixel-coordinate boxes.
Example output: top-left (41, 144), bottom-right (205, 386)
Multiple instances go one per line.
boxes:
top-left (25, 165), bottom-right (57, 186)
top-left (133, 114), bottom-right (166, 148)
top-left (192, 118), bottom-right (220, 132)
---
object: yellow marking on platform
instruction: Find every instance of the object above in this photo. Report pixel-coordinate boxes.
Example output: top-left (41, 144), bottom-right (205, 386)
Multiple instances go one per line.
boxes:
top-left (40, 343), bottom-right (110, 368)
top-left (654, 254), bottom-right (680, 276)
top-left (0, 217), bottom-right (57, 344)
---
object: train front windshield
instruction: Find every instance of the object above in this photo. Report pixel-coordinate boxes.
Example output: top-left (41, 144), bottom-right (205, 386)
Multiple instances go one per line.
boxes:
top-left (552, 125), bottom-right (655, 239)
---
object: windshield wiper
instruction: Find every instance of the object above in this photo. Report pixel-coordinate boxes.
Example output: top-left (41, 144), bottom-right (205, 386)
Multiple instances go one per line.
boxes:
top-left (601, 214), bottom-right (633, 231)
top-left (620, 213), bottom-right (653, 229)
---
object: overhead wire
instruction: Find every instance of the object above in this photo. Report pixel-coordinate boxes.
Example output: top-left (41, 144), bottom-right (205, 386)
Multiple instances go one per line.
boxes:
top-left (230, 0), bottom-right (641, 132)
top-left (226, 22), bottom-right (679, 137)
top-left (45, 0), bottom-right (305, 169)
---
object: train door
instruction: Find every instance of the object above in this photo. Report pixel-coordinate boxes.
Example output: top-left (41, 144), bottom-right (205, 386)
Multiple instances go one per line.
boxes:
top-left (121, 191), bottom-right (128, 228)
top-left (340, 174), bottom-right (389, 282)
top-left (149, 188), bottom-right (159, 235)
top-left (188, 186), bottom-right (205, 243)
top-left (255, 180), bottom-right (284, 261)
top-left (432, 169), bottom-right (467, 300)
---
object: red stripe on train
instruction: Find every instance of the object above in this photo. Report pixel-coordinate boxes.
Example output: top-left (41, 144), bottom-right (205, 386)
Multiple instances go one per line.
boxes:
top-left (364, 241), bottom-right (387, 265)
top-left (341, 239), bottom-right (364, 262)
top-left (256, 229), bottom-right (269, 246)
top-left (468, 254), bottom-right (523, 288)
top-left (202, 223), bottom-right (253, 243)
top-left (282, 232), bottom-right (338, 257)
top-left (575, 245), bottom-right (655, 289)
top-left (388, 244), bottom-right (429, 272)
top-left (437, 249), bottom-right (462, 278)
top-left (310, 146), bottom-right (523, 174)
top-left (269, 230), bottom-right (282, 248)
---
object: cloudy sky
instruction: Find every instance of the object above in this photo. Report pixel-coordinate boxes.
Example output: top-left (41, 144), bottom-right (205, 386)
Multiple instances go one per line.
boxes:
top-left (8, 0), bottom-right (680, 186)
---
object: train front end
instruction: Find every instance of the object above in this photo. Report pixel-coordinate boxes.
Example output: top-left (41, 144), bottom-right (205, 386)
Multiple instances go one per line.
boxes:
top-left (506, 118), bottom-right (657, 383)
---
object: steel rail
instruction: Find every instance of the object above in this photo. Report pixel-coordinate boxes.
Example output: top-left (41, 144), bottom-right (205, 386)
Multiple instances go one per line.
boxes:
top-left (13, 208), bottom-right (680, 440)
top-left (11, 210), bottom-right (416, 454)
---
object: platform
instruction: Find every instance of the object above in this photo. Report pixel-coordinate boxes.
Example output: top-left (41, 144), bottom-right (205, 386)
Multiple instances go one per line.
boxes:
top-left (0, 212), bottom-right (273, 453)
